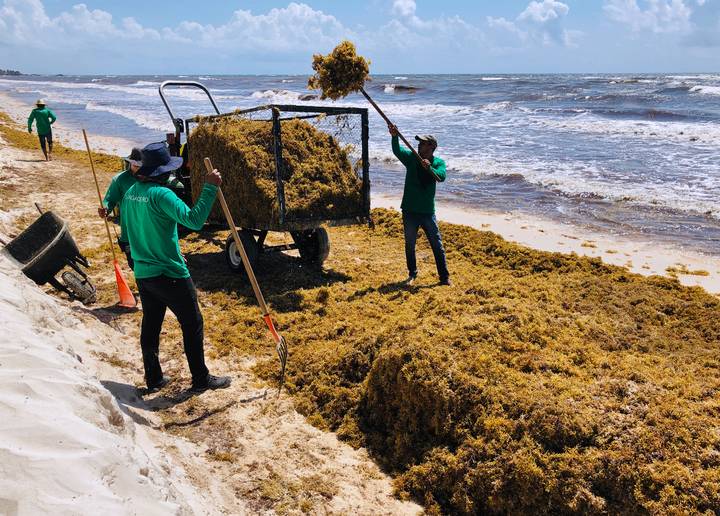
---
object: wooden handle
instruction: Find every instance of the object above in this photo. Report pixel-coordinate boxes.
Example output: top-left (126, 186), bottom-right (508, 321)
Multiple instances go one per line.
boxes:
top-left (83, 129), bottom-right (118, 263)
top-left (203, 157), bottom-right (269, 315)
top-left (359, 88), bottom-right (441, 182)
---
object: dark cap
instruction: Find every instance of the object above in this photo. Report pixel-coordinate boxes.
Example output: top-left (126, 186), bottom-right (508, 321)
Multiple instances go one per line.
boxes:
top-left (124, 147), bottom-right (142, 167)
top-left (415, 134), bottom-right (438, 147)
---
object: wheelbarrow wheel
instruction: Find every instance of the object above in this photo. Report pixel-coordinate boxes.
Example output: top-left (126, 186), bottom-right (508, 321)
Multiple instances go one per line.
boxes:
top-left (292, 228), bottom-right (330, 265)
top-left (61, 271), bottom-right (97, 305)
top-left (225, 230), bottom-right (259, 274)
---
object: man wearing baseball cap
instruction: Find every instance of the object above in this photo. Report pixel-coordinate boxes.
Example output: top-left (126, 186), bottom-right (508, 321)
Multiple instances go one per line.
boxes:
top-left (388, 124), bottom-right (450, 286)
top-left (121, 142), bottom-right (230, 394)
top-left (27, 99), bottom-right (57, 161)
top-left (97, 147), bottom-right (143, 268)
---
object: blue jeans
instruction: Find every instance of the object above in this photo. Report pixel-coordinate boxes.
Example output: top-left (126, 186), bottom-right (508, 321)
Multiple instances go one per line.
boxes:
top-left (402, 211), bottom-right (449, 281)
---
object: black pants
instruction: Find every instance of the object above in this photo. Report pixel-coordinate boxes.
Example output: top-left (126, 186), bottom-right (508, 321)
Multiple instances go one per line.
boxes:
top-left (137, 275), bottom-right (209, 387)
top-left (117, 239), bottom-right (134, 270)
top-left (39, 130), bottom-right (53, 154)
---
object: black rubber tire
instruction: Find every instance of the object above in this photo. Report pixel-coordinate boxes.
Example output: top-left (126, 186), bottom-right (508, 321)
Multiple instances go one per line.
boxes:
top-left (61, 270), bottom-right (97, 304)
top-left (224, 230), bottom-right (259, 274)
top-left (292, 228), bottom-right (330, 265)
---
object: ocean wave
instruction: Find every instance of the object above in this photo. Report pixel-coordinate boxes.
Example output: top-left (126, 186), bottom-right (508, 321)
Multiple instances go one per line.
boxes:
top-left (132, 80), bottom-right (161, 87)
top-left (248, 89), bottom-right (319, 102)
top-left (456, 155), bottom-right (719, 217)
top-left (0, 78), bottom-right (212, 101)
top-left (690, 85), bottom-right (720, 96)
top-left (383, 84), bottom-right (421, 93)
top-left (532, 114), bottom-right (720, 145)
top-left (481, 77), bottom-right (507, 81)
top-left (482, 101), bottom-right (514, 111)
top-left (394, 76), bottom-right (408, 80)
top-left (85, 101), bottom-right (171, 132)
top-left (198, 76), bottom-right (221, 81)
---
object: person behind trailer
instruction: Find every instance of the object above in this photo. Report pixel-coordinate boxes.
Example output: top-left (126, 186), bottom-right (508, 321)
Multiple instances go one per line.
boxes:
top-left (27, 99), bottom-right (57, 161)
top-left (121, 142), bottom-right (231, 394)
top-left (97, 148), bottom-right (143, 269)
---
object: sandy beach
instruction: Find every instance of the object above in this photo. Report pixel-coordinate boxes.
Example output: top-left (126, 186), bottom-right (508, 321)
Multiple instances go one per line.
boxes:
top-left (2, 94), bottom-right (720, 514)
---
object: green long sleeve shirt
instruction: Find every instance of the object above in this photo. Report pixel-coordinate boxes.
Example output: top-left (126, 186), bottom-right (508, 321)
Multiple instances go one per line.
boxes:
top-left (103, 169), bottom-right (138, 244)
top-left (392, 136), bottom-right (446, 214)
top-left (27, 107), bottom-right (57, 135)
top-left (121, 181), bottom-right (218, 279)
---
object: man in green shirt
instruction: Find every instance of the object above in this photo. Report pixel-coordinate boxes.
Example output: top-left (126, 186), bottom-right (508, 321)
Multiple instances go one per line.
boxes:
top-left (389, 124), bottom-right (450, 286)
top-left (122, 142), bottom-right (230, 394)
top-left (27, 99), bottom-right (57, 161)
top-left (98, 148), bottom-right (142, 269)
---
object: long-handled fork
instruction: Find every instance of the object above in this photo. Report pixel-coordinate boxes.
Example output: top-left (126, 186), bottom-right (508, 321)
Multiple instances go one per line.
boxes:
top-left (203, 158), bottom-right (288, 395)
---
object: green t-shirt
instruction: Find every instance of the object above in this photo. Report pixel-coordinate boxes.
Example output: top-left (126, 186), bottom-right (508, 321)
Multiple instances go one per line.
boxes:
top-left (27, 107), bottom-right (57, 135)
top-left (121, 181), bottom-right (218, 279)
top-left (103, 169), bottom-right (138, 243)
top-left (392, 136), bottom-right (446, 214)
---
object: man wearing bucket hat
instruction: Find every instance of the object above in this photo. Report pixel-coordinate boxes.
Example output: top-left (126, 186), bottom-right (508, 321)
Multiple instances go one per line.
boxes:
top-left (121, 142), bottom-right (230, 394)
top-left (97, 147), bottom-right (143, 269)
top-left (388, 124), bottom-right (450, 286)
top-left (27, 99), bottom-right (57, 161)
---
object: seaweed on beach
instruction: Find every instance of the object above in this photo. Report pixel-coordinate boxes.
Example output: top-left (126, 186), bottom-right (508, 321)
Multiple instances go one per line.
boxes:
top-left (188, 115), bottom-right (363, 227)
top-left (307, 41), bottom-right (370, 100)
top-left (246, 208), bottom-right (720, 515)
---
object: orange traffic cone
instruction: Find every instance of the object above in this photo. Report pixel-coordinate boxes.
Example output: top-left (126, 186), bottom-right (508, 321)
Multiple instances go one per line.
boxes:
top-left (114, 259), bottom-right (136, 308)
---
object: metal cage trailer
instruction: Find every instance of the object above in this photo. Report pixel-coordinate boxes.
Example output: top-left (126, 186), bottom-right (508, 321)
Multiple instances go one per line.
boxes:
top-left (159, 81), bottom-right (371, 272)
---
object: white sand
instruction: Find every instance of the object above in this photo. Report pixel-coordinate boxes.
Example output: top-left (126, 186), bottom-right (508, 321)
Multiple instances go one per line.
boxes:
top-left (0, 252), bottom-right (214, 515)
top-left (373, 194), bottom-right (720, 294)
top-left (0, 91), bottom-right (138, 155)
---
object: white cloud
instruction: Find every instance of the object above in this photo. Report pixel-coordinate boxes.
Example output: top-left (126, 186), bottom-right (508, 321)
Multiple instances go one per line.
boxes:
top-left (603, 0), bottom-right (720, 46)
top-left (603, 0), bottom-right (693, 33)
top-left (487, 0), bottom-right (577, 47)
top-left (685, 0), bottom-right (720, 46)
top-left (391, 0), bottom-right (416, 17)
top-left (0, 0), bottom-right (351, 63)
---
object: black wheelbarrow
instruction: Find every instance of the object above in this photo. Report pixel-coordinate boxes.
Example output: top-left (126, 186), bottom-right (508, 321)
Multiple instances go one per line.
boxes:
top-left (4, 210), bottom-right (96, 304)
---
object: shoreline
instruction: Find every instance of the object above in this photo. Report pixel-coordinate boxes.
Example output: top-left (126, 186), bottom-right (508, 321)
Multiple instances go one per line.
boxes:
top-left (0, 91), bottom-right (138, 155)
top-left (373, 194), bottom-right (720, 294)
top-left (2, 89), bottom-right (717, 294)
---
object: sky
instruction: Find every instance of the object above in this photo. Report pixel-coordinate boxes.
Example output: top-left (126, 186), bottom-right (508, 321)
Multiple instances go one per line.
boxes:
top-left (0, 0), bottom-right (718, 74)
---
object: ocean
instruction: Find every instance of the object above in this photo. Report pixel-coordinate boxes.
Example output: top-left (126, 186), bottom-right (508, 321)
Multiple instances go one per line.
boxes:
top-left (1, 73), bottom-right (719, 254)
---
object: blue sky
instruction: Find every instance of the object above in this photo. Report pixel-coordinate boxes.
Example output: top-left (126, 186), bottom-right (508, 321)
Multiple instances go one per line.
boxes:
top-left (1, 0), bottom-right (718, 74)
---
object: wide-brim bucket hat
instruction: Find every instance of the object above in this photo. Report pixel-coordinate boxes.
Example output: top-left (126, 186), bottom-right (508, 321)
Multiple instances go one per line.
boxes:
top-left (137, 142), bottom-right (183, 177)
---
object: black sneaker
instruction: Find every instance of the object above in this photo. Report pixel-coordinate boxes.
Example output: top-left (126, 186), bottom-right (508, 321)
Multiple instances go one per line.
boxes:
top-left (405, 275), bottom-right (417, 286)
top-left (439, 278), bottom-right (452, 286)
top-left (191, 374), bottom-right (231, 393)
top-left (146, 376), bottom-right (171, 394)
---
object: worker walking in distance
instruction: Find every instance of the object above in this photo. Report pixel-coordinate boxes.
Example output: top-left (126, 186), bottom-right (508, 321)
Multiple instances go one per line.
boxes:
top-left (27, 99), bottom-right (57, 161)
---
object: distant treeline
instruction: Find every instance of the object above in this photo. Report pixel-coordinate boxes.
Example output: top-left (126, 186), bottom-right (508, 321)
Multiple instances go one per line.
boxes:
top-left (0, 69), bottom-right (21, 76)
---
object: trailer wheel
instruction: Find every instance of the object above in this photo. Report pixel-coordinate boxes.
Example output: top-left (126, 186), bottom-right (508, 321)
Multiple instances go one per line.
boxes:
top-left (225, 230), bottom-right (259, 274)
top-left (292, 228), bottom-right (330, 265)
